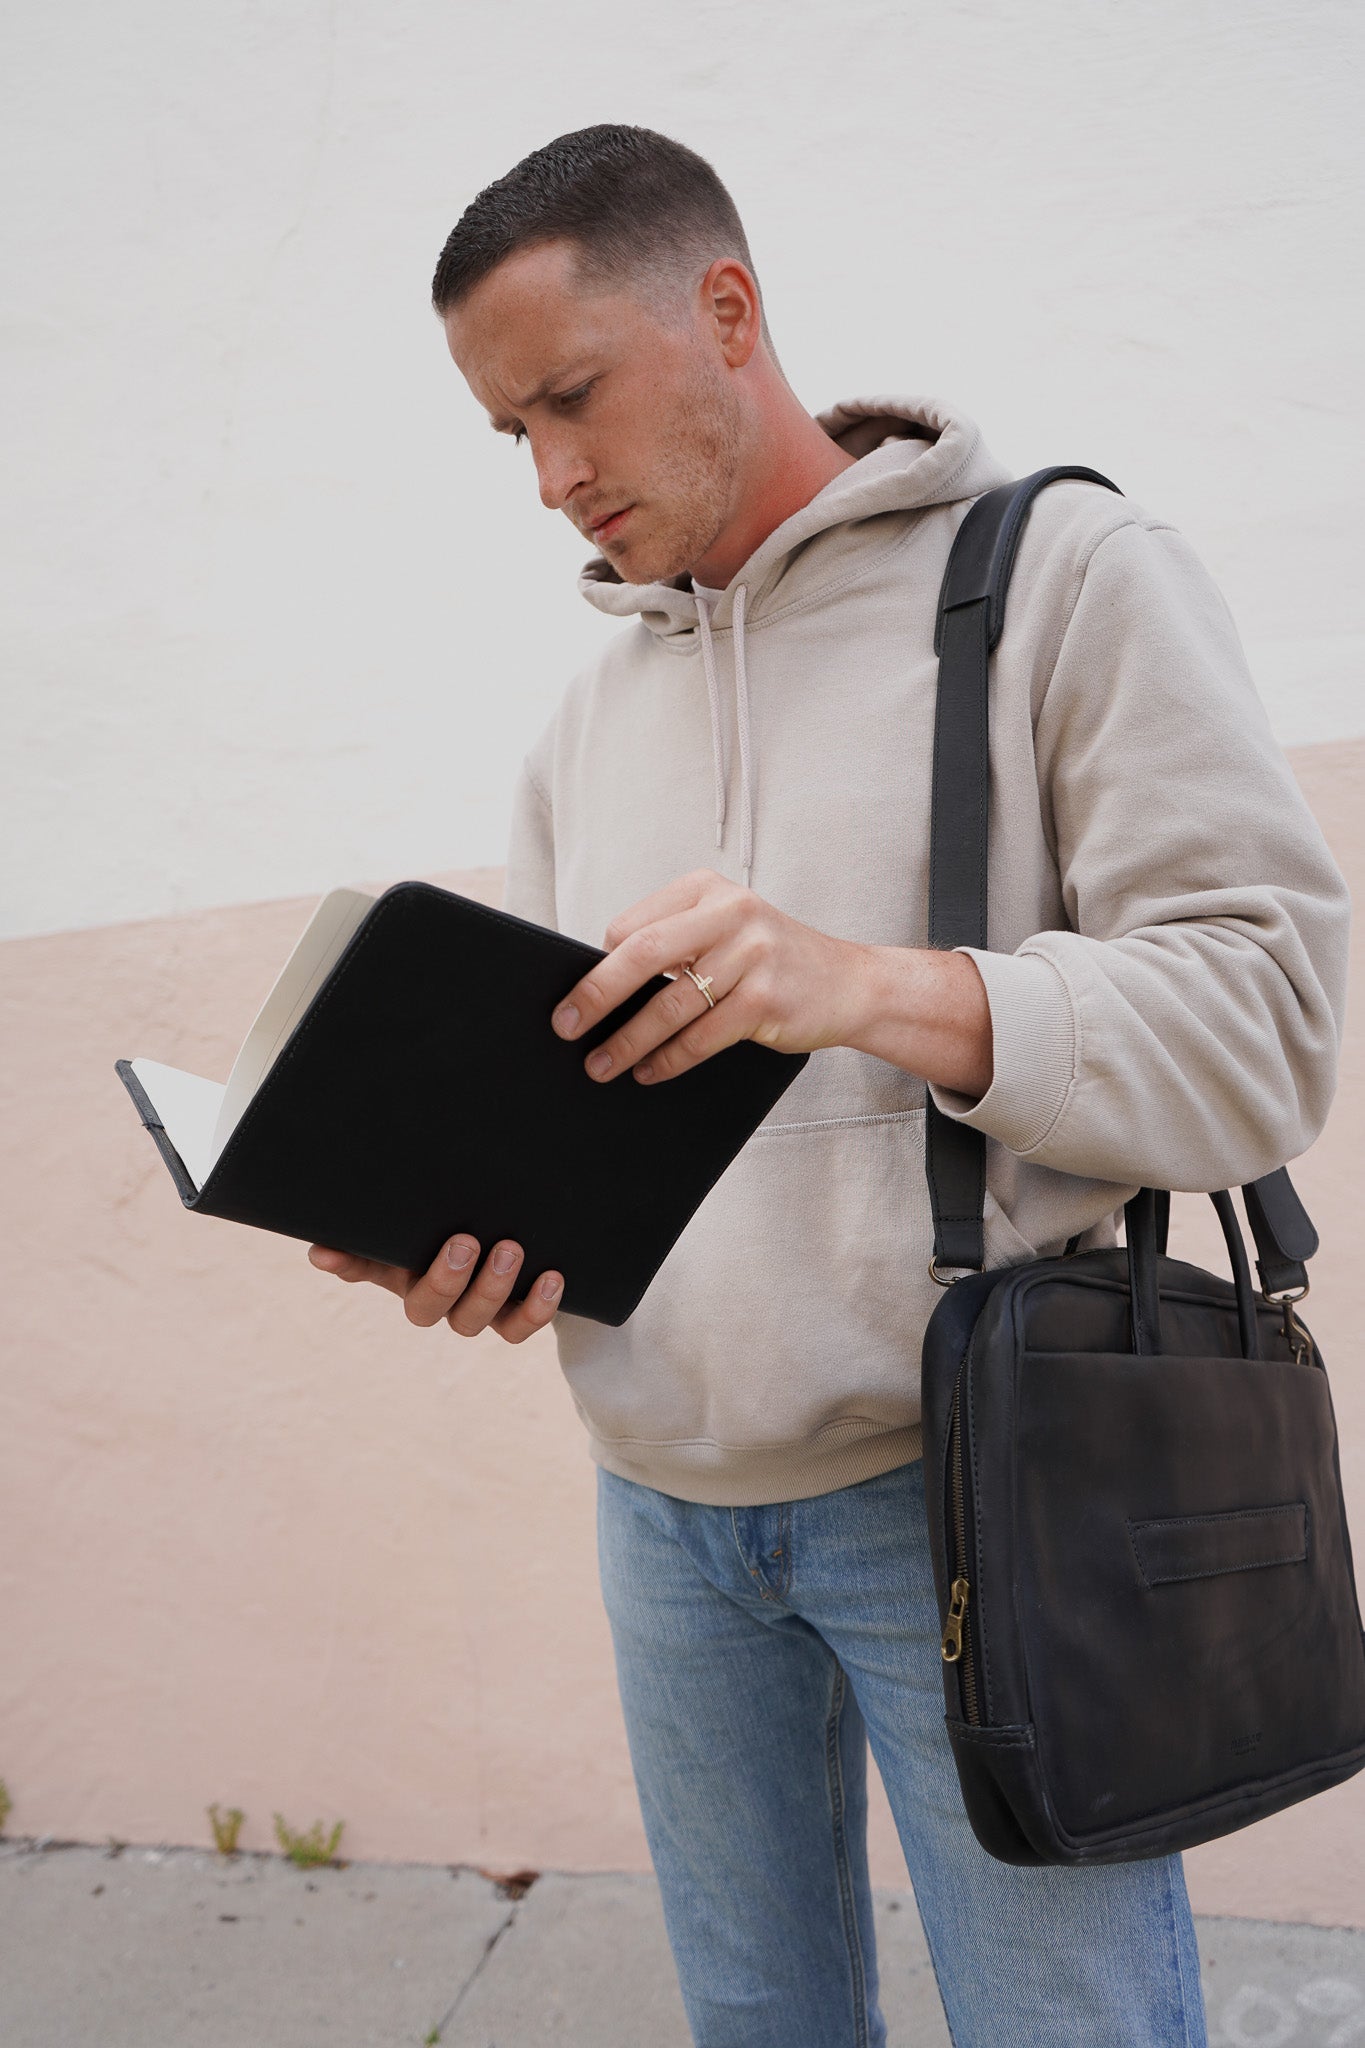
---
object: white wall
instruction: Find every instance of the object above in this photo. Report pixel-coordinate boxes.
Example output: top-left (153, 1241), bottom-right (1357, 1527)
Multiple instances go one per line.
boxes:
top-left (3, 0), bottom-right (1362, 940)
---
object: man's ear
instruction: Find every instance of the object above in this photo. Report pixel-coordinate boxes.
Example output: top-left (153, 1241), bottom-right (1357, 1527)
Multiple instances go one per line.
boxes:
top-left (702, 258), bottom-right (762, 369)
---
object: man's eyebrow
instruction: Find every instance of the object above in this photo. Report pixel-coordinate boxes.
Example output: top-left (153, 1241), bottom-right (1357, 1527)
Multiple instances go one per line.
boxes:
top-left (487, 368), bottom-right (592, 433)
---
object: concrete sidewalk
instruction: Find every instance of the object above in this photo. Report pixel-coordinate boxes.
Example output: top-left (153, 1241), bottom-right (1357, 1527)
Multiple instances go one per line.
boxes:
top-left (1, 1836), bottom-right (1362, 2046)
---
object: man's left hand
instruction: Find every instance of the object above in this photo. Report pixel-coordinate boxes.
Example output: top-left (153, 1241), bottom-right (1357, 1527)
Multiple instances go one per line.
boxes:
top-left (548, 864), bottom-right (998, 1105)
top-left (549, 868), bottom-right (872, 1084)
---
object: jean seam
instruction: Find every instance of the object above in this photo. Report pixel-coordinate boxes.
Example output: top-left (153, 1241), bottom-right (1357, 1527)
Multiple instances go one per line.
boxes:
top-left (912, 1897), bottom-right (962, 2048)
top-left (1164, 1857), bottom-right (1205, 2048)
top-left (727, 1505), bottom-right (797, 1605)
top-left (728, 1506), bottom-right (768, 1601)
top-left (726, 1505), bottom-right (750, 1582)
top-left (825, 1662), bottom-right (871, 2047)
top-left (728, 1506), bottom-right (766, 1599)
top-left (778, 1501), bottom-right (793, 1598)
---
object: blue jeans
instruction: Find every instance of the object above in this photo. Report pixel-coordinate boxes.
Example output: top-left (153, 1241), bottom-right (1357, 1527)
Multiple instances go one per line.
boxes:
top-left (596, 1457), bottom-right (1208, 2048)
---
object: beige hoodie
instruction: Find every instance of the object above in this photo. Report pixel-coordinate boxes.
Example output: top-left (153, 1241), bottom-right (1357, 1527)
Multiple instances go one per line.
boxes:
top-left (503, 394), bottom-right (1350, 1507)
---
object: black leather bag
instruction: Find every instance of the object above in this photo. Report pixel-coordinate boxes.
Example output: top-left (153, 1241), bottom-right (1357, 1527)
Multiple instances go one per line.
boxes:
top-left (919, 466), bottom-right (1365, 1865)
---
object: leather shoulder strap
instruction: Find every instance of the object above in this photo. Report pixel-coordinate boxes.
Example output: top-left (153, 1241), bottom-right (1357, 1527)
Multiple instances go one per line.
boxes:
top-left (925, 466), bottom-right (1121, 1272)
top-left (1242, 1167), bottom-right (1318, 1296)
top-left (923, 465), bottom-right (1321, 1285)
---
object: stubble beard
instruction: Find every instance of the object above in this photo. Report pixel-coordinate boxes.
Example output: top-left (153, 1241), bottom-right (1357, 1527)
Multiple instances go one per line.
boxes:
top-left (598, 362), bottom-right (746, 586)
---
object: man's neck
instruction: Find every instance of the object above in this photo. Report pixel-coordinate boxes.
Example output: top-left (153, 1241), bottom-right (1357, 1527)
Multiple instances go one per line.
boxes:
top-left (688, 392), bottom-right (858, 588)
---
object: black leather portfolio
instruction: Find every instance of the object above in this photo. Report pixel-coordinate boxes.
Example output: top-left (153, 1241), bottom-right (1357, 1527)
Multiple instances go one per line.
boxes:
top-left (115, 879), bottom-right (809, 1326)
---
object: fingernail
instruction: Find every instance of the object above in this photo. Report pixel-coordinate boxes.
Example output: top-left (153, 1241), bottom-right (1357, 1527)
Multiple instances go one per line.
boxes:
top-left (553, 1004), bottom-right (579, 1036)
top-left (635, 1061), bottom-right (654, 1082)
top-left (586, 1050), bottom-right (611, 1078)
top-left (492, 1244), bottom-right (517, 1275)
top-left (445, 1239), bottom-right (475, 1270)
top-left (539, 1274), bottom-right (563, 1301)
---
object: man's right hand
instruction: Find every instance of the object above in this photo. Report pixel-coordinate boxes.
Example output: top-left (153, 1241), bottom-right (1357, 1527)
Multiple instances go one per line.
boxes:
top-left (306, 1234), bottom-right (563, 1344)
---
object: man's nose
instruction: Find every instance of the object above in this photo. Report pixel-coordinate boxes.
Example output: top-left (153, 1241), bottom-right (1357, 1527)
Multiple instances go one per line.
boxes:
top-left (532, 433), bottom-right (593, 512)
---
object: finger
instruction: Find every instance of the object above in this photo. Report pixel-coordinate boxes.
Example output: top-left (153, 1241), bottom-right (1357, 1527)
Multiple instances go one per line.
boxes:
top-left (551, 904), bottom-right (730, 1060)
top-left (634, 1006), bottom-right (753, 1083)
top-left (442, 1238), bottom-right (528, 1338)
top-left (485, 1267), bottom-right (565, 1344)
top-left (308, 1244), bottom-right (415, 1297)
top-left (581, 937), bottom-right (736, 1081)
top-left (632, 959), bottom-right (759, 1085)
top-left (600, 868), bottom-right (718, 950)
top-left (397, 1234), bottom-right (490, 1328)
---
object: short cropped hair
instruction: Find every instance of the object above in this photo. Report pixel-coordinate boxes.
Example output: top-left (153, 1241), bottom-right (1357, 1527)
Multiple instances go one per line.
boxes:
top-left (430, 123), bottom-right (766, 335)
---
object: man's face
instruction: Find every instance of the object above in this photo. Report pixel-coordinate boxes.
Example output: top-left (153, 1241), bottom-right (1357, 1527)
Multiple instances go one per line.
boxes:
top-left (443, 239), bottom-right (745, 585)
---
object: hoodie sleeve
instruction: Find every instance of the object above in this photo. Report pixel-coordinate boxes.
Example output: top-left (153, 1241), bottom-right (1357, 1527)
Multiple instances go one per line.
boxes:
top-left (926, 518), bottom-right (1351, 1192)
top-left (502, 715), bottom-right (559, 931)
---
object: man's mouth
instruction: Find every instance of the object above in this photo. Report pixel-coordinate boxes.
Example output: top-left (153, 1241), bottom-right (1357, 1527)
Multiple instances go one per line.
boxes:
top-left (586, 505), bottom-right (633, 543)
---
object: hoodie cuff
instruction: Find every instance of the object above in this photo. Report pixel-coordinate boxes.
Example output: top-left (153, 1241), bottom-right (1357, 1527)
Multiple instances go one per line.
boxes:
top-left (926, 945), bottom-right (1078, 1156)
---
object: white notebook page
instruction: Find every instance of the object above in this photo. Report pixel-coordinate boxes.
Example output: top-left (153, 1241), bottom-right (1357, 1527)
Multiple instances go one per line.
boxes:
top-left (128, 885), bottom-right (377, 1189)
top-left (212, 887), bottom-right (376, 1157)
top-left (127, 1060), bottom-right (226, 1193)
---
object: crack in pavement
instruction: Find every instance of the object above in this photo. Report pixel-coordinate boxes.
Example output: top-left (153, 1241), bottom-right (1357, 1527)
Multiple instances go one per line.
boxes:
top-left (425, 1899), bottom-right (520, 2043)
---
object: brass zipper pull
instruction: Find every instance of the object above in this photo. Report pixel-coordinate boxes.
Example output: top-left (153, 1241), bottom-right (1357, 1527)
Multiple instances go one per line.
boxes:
top-left (941, 1577), bottom-right (971, 1663)
top-left (1280, 1297), bottom-right (1312, 1366)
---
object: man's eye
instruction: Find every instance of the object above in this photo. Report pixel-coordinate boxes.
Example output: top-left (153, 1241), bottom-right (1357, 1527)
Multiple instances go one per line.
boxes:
top-left (558, 382), bottom-right (595, 410)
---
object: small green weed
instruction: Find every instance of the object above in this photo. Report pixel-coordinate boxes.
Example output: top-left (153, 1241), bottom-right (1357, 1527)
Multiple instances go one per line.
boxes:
top-left (0, 1778), bottom-right (11, 1833)
top-left (272, 1811), bottom-right (345, 1868)
top-left (423, 2031), bottom-right (440, 2046)
top-left (207, 1803), bottom-right (245, 1855)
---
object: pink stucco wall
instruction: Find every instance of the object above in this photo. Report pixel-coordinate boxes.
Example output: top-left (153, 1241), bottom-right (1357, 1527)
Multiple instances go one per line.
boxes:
top-left (2, 741), bottom-right (1362, 1925)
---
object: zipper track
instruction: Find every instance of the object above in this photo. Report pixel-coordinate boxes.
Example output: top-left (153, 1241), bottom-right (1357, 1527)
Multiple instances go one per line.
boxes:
top-left (941, 1357), bottom-right (982, 1724)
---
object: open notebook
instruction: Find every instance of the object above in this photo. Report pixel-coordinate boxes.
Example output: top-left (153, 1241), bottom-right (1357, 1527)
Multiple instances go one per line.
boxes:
top-left (115, 880), bottom-right (809, 1326)
top-left (127, 887), bottom-right (376, 1193)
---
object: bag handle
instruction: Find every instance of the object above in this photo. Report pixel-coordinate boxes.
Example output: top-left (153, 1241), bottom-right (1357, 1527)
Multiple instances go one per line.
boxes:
top-left (1125, 1186), bottom-right (1263, 1358)
top-left (925, 468), bottom-right (1320, 1321)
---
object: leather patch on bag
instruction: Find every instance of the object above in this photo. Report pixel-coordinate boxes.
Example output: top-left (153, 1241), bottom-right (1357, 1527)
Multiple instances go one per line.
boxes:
top-left (1128, 1503), bottom-right (1308, 1589)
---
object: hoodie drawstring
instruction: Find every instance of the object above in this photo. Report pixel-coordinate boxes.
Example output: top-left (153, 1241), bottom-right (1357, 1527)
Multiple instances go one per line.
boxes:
top-left (694, 592), bottom-right (727, 851)
top-left (694, 583), bottom-right (753, 888)
top-left (732, 586), bottom-right (754, 886)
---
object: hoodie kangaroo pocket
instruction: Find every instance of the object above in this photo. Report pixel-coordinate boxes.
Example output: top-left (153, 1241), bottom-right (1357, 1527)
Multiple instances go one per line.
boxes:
top-left (555, 1105), bottom-right (965, 1455)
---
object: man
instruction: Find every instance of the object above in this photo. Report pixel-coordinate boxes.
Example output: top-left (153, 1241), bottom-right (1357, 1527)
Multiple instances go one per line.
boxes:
top-left (307, 125), bottom-right (1349, 2046)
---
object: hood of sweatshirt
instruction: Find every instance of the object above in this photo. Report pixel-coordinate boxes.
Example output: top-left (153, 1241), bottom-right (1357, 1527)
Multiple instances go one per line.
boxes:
top-left (576, 395), bottom-right (1013, 886)
top-left (505, 388), bottom-right (1349, 1505)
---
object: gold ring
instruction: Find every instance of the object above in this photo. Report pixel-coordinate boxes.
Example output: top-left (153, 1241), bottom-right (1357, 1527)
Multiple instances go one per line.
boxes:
top-left (682, 965), bottom-right (716, 1009)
